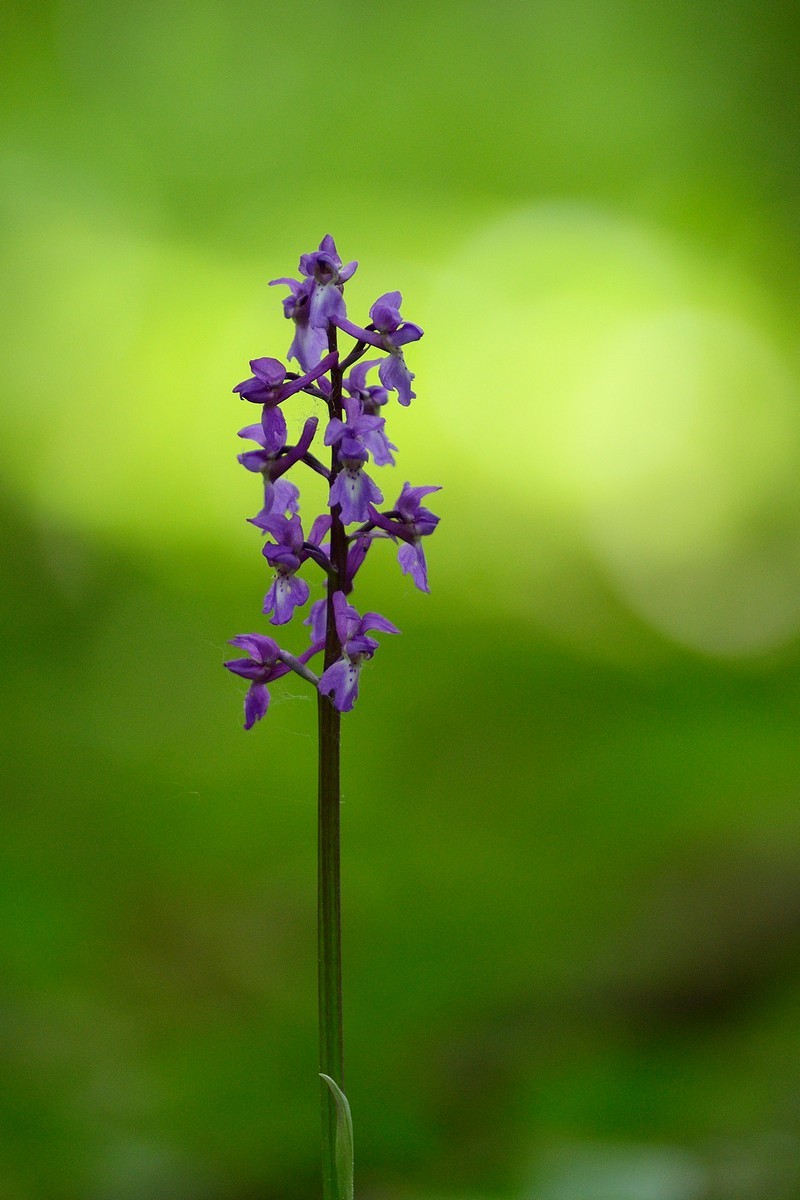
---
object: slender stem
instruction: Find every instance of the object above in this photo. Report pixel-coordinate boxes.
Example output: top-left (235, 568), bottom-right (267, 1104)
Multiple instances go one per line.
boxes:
top-left (317, 691), bottom-right (342, 1200)
top-left (317, 324), bottom-right (348, 1200)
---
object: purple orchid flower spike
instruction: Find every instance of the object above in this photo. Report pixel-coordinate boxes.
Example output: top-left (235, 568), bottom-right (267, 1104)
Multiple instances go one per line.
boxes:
top-left (368, 483), bottom-right (441, 592)
top-left (268, 275), bottom-right (328, 372)
top-left (224, 634), bottom-right (293, 729)
top-left (318, 592), bottom-right (400, 713)
top-left (335, 292), bottom-right (423, 405)
top-left (297, 234), bottom-right (358, 331)
top-left (238, 415), bottom-right (318, 524)
top-left (260, 512), bottom-right (331, 625)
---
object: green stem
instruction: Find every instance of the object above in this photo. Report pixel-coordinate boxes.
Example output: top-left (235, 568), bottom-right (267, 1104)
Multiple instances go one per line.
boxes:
top-left (317, 688), bottom-right (343, 1200)
top-left (318, 325), bottom-right (347, 1200)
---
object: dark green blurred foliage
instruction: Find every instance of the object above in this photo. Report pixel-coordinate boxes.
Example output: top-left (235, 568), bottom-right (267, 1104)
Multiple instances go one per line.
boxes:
top-left (2, 2), bottom-right (800, 1198)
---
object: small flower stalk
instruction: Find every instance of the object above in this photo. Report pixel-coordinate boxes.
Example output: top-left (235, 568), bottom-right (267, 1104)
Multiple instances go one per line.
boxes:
top-left (224, 237), bottom-right (439, 1199)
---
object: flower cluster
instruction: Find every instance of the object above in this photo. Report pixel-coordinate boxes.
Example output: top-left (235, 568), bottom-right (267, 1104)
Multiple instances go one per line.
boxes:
top-left (225, 236), bottom-right (440, 727)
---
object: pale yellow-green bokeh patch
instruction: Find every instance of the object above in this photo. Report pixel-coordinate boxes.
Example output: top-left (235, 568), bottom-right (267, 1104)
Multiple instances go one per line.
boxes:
top-left (423, 205), bottom-right (800, 655)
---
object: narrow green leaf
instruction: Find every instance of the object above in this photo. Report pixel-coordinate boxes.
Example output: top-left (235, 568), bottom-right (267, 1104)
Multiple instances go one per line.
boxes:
top-left (320, 1073), bottom-right (354, 1200)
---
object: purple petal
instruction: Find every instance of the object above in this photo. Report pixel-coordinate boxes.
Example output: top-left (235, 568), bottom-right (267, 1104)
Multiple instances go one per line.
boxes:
top-left (250, 478), bottom-right (300, 525)
top-left (269, 276), bottom-right (302, 294)
top-left (238, 448), bottom-right (269, 473)
top-left (369, 291), bottom-right (403, 331)
top-left (228, 633), bottom-right (280, 663)
top-left (398, 540), bottom-right (429, 592)
top-left (250, 357), bottom-right (286, 386)
top-left (318, 657), bottom-right (361, 713)
top-left (331, 591), bottom-right (352, 647)
top-left (224, 656), bottom-right (266, 681)
top-left (304, 598), bottom-right (327, 643)
top-left (361, 427), bottom-right (396, 467)
top-left (324, 417), bottom-right (346, 447)
top-left (389, 322), bottom-right (424, 347)
top-left (237, 422), bottom-right (267, 444)
top-left (345, 359), bottom-right (381, 395)
top-left (264, 573), bottom-right (310, 625)
top-left (310, 282), bottom-right (346, 329)
top-left (346, 534), bottom-right (371, 588)
top-left (244, 683), bottom-right (269, 730)
top-left (360, 611), bottom-right (401, 635)
top-left (261, 405), bottom-right (288, 451)
top-left (329, 464), bottom-right (383, 525)
top-left (288, 321), bottom-right (328, 372)
top-left (379, 351), bottom-right (416, 405)
top-left (308, 513), bottom-right (333, 546)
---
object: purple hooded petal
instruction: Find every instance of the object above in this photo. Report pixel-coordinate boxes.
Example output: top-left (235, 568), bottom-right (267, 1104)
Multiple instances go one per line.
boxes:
top-left (228, 633), bottom-right (280, 663)
top-left (318, 658), bottom-right (361, 713)
top-left (369, 292), bottom-right (403, 331)
top-left (244, 682), bottom-right (270, 730)
top-left (398, 540), bottom-right (429, 592)
top-left (251, 357), bottom-right (286, 385)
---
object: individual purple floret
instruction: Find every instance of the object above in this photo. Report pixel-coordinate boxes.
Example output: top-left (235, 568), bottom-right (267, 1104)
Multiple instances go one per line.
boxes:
top-left (324, 394), bottom-right (388, 460)
top-left (238, 415), bottom-right (318, 523)
top-left (335, 292), bottom-right (423, 405)
top-left (299, 234), bottom-right (358, 331)
top-left (224, 634), bottom-right (293, 729)
top-left (328, 448), bottom-right (383, 526)
top-left (261, 513), bottom-right (331, 625)
top-left (317, 592), bottom-right (400, 713)
top-left (368, 483), bottom-right (441, 592)
top-left (268, 276), bottom-right (328, 372)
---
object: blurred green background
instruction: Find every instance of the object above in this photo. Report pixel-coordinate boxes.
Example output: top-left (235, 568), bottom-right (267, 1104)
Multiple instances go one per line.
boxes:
top-left (3, 1), bottom-right (800, 1197)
